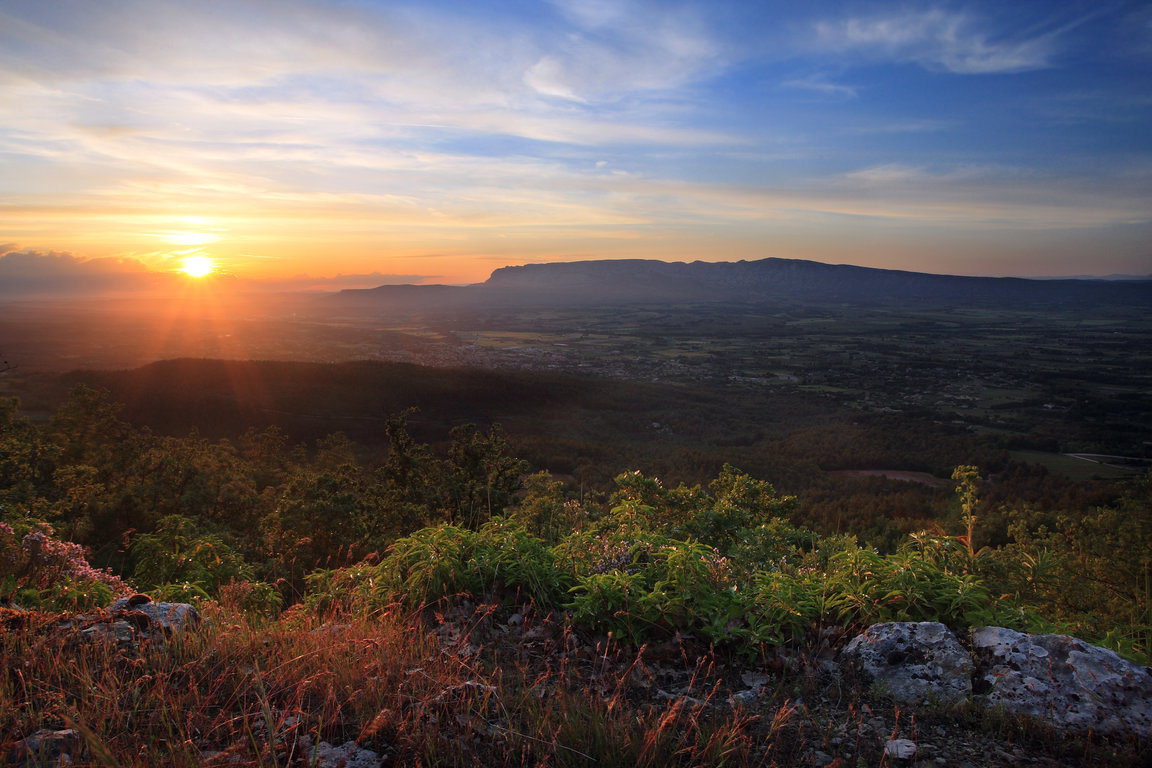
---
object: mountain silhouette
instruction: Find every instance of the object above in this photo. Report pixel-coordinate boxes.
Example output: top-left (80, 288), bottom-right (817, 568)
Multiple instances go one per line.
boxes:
top-left (324, 257), bottom-right (1152, 313)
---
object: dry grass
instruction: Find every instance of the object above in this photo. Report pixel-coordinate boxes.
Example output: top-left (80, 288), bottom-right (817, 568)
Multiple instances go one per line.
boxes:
top-left (1, 603), bottom-right (802, 767)
top-left (4, 602), bottom-right (1145, 767)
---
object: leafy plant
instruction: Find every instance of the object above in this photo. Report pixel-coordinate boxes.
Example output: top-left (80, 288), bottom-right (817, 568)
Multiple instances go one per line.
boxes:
top-left (131, 514), bottom-right (253, 596)
top-left (383, 524), bottom-right (478, 606)
top-left (468, 516), bottom-right (569, 606)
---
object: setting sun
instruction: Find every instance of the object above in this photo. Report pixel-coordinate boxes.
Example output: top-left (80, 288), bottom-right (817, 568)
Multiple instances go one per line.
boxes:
top-left (182, 256), bottom-right (214, 278)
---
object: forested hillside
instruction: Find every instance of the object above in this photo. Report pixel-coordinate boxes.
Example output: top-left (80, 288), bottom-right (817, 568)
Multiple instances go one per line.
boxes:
top-left (2, 385), bottom-right (1148, 660)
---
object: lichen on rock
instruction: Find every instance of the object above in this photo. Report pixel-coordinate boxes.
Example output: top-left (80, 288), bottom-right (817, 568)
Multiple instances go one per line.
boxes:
top-left (840, 621), bottom-right (972, 707)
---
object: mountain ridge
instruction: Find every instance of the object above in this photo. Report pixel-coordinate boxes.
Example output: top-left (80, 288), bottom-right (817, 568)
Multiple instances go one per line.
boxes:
top-left (327, 257), bottom-right (1152, 311)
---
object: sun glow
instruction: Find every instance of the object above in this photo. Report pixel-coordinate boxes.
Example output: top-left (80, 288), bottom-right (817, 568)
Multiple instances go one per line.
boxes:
top-left (182, 256), bottom-right (215, 278)
top-left (167, 231), bottom-right (219, 246)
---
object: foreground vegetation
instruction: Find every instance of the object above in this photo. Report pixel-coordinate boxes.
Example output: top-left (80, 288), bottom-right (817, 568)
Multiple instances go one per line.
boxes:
top-left (11, 598), bottom-right (1147, 767)
top-left (2, 386), bottom-right (1150, 764)
top-left (3, 386), bottom-right (1149, 655)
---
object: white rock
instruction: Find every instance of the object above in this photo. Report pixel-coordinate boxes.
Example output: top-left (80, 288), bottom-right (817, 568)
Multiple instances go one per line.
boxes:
top-left (971, 626), bottom-right (1152, 737)
top-left (885, 738), bottom-right (917, 760)
top-left (840, 622), bottom-right (972, 707)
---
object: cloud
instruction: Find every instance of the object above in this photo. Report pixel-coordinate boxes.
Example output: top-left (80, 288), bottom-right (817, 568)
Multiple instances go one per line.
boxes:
top-left (0, 248), bottom-right (167, 298)
top-left (781, 76), bottom-right (857, 98)
top-left (0, 247), bottom-right (438, 296)
top-left (600, 159), bottom-right (1152, 232)
top-left (527, 0), bottom-right (726, 102)
top-left (813, 9), bottom-right (1058, 73)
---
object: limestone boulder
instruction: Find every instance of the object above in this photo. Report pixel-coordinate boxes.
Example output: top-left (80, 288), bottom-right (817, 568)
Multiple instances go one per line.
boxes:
top-left (971, 626), bottom-right (1152, 737)
top-left (840, 621), bottom-right (972, 707)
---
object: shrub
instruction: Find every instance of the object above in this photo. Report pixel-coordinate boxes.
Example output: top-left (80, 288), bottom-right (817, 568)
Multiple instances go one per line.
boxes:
top-left (566, 535), bottom-right (742, 643)
top-left (468, 516), bottom-right (568, 607)
top-left (150, 581), bottom-right (213, 603)
top-left (303, 560), bottom-right (390, 615)
top-left (383, 524), bottom-right (478, 606)
top-left (217, 579), bottom-right (284, 615)
top-left (131, 514), bottom-right (253, 596)
top-left (0, 519), bottom-right (131, 609)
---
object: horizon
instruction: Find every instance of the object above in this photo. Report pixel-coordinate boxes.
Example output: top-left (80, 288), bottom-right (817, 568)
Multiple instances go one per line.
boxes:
top-left (2, 0), bottom-right (1151, 289)
top-left (2, 253), bottom-right (1150, 303)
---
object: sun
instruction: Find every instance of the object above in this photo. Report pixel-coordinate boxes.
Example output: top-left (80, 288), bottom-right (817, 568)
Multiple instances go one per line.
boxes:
top-left (182, 256), bottom-right (215, 278)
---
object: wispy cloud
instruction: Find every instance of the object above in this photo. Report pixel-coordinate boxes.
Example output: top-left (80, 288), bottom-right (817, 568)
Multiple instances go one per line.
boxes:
top-left (537, 0), bottom-right (726, 101)
top-left (813, 9), bottom-right (1058, 73)
top-left (781, 76), bottom-right (858, 98)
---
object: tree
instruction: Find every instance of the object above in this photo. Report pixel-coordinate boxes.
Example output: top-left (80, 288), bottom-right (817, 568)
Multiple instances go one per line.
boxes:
top-left (511, 471), bottom-right (586, 544)
top-left (445, 423), bottom-right (529, 529)
top-left (371, 408), bottom-right (445, 536)
top-left (49, 385), bottom-right (134, 468)
top-left (0, 398), bottom-right (58, 510)
top-left (265, 449), bottom-right (366, 584)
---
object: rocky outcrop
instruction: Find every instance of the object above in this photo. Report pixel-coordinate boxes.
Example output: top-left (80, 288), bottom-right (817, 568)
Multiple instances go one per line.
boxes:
top-left (109, 595), bottom-right (202, 633)
top-left (840, 621), bottom-right (972, 707)
top-left (54, 595), bottom-right (203, 651)
top-left (972, 626), bottom-right (1152, 738)
top-left (840, 622), bottom-right (1152, 739)
top-left (298, 737), bottom-right (385, 768)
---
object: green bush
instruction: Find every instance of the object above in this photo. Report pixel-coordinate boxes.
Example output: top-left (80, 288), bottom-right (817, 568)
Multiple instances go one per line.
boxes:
top-left (384, 524), bottom-right (477, 606)
top-left (218, 580), bottom-right (284, 615)
top-left (744, 569), bottom-right (833, 645)
top-left (468, 517), bottom-right (568, 607)
top-left (303, 560), bottom-right (390, 614)
top-left (131, 515), bottom-right (253, 596)
top-left (565, 533), bottom-right (742, 643)
top-left (151, 581), bottom-right (212, 603)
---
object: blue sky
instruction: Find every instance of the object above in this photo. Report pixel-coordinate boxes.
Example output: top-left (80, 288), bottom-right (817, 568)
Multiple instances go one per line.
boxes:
top-left (1, 0), bottom-right (1149, 286)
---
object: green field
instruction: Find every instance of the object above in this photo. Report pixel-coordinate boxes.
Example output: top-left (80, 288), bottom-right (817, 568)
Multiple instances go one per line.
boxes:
top-left (1008, 450), bottom-right (1140, 481)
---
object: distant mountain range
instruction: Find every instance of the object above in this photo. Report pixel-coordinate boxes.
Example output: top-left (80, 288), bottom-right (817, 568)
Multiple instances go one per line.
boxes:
top-left (323, 258), bottom-right (1152, 312)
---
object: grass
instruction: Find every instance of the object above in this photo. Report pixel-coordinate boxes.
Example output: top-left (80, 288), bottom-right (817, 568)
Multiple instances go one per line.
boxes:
top-left (4, 600), bottom-right (1146, 767)
top-left (0, 603), bottom-right (798, 767)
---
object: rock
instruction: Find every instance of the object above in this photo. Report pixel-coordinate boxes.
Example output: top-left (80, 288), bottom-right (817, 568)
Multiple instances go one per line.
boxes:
top-left (6, 728), bottom-right (81, 767)
top-left (840, 622), bottom-right (971, 707)
top-left (109, 599), bottom-right (201, 633)
top-left (300, 738), bottom-right (383, 768)
top-left (75, 618), bottom-right (138, 647)
top-left (729, 688), bottom-right (759, 707)
top-left (971, 625), bottom-right (1152, 737)
top-left (885, 738), bottom-right (917, 760)
top-left (740, 670), bottom-right (769, 688)
top-left (807, 749), bottom-right (834, 766)
top-left (111, 620), bottom-right (136, 644)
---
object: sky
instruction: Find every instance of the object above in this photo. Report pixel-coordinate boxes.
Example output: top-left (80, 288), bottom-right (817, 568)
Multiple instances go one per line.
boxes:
top-left (1, 0), bottom-right (1151, 290)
